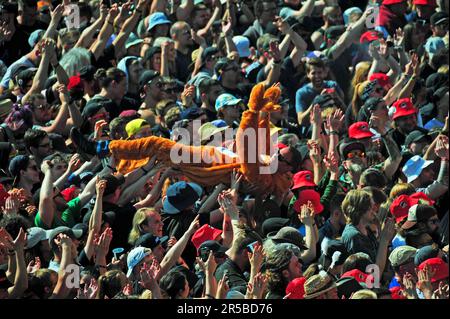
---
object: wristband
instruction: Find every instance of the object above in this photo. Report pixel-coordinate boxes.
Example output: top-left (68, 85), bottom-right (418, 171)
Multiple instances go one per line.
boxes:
top-left (329, 131), bottom-right (339, 135)
top-left (107, 164), bottom-right (116, 172)
top-left (205, 294), bottom-right (215, 299)
top-left (141, 167), bottom-right (148, 174)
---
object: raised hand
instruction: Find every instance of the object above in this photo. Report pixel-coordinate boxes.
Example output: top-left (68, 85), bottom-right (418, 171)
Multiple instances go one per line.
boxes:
top-left (0, 228), bottom-right (14, 251)
top-left (230, 169), bottom-right (243, 193)
top-left (51, 4), bottom-right (65, 24)
top-left (216, 273), bottom-right (230, 299)
top-left (435, 135), bottom-right (449, 160)
top-left (0, 22), bottom-right (13, 43)
top-left (251, 272), bottom-right (267, 299)
top-left (222, 16), bottom-right (233, 37)
top-left (94, 120), bottom-right (109, 141)
top-left (27, 257), bottom-right (42, 274)
top-left (416, 263), bottom-right (434, 298)
top-left (393, 28), bottom-right (404, 49)
top-left (187, 215), bottom-right (200, 235)
top-left (310, 104), bottom-right (321, 126)
top-left (181, 84), bottom-right (195, 107)
top-left (402, 272), bottom-right (418, 299)
top-left (324, 151), bottom-right (339, 176)
top-left (308, 140), bottom-right (322, 164)
top-left (274, 16), bottom-right (290, 35)
top-left (298, 201), bottom-right (315, 226)
top-left (433, 282), bottom-right (449, 299)
top-left (2, 192), bottom-right (20, 215)
top-left (95, 177), bottom-right (107, 197)
top-left (95, 227), bottom-right (113, 257)
top-left (68, 153), bottom-right (82, 172)
top-left (218, 191), bottom-right (239, 220)
top-left (247, 242), bottom-right (264, 273)
top-left (191, 30), bottom-right (206, 46)
top-left (380, 217), bottom-right (396, 243)
top-left (205, 250), bottom-right (218, 275)
top-left (12, 227), bottom-right (27, 251)
top-left (268, 41), bottom-right (281, 62)
top-left (56, 84), bottom-right (69, 104)
top-left (326, 109), bottom-right (344, 132)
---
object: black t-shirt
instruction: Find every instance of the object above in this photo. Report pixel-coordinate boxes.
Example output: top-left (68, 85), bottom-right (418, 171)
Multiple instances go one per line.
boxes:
top-left (214, 259), bottom-right (248, 295)
top-left (221, 83), bottom-right (252, 105)
top-left (152, 124), bottom-right (171, 138)
top-left (175, 49), bottom-right (192, 83)
top-left (103, 202), bottom-right (137, 252)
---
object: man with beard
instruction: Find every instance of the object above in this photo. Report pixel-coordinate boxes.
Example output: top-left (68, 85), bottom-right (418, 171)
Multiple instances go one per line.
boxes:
top-left (214, 58), bottom-right (249, 103)
top-left (391, 98), bottom-right (429, 149)
top-left (341, 189), bottom-right (396, 275)
top-left (170, 21), bottom-right (195, 83)
top-left (311, 6), bottom-right (344, 50)
top-left (401, 204), bottom-right (443, 247)
top-left (337, 134), bottom-right (401, 192)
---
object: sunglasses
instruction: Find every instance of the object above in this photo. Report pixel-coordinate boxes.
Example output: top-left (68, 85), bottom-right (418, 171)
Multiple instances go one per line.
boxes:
top-left (346, 150), bottom-right (365, 159)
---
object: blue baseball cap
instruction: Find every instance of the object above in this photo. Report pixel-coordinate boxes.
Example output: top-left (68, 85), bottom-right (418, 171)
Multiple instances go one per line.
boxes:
top-left (402, 155), bottom-right (434, 183)
top-left (163, 181), bottom-right (203, 214)
top-left (28, 29), bottom-right (45, 48)
top-left (215, 93), bottom-right (242, 112)
top-left (232, 36), bottom-right (251, 58)
top-left (126, 246), bottom-right (152, 277)
top-left (147, 12), bottom-right (171, 32)
top-left (425, 36), bottom-right (446, 61)
top-left (125, 32), bottom-right (144, 49)
top-left (211, 119), bottom-right (228, 128)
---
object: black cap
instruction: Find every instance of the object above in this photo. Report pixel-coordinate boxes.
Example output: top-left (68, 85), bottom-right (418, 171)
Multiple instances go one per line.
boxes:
top-left (0, 2), bottom-right (18, 15)
top-left (433, 86), bottom-right (449, 100)
top-left (81, 101), bottom-right (104, 119)
top-left (318, 239), bottom-right (349, 270)
top-left (338, 139), bottom-right (366, 159)
top-left (336, 277), bottom-right (364, 299)
top-left (16, 68), bottom-right (37, 89)
top-left (426, 73), bottom-right (448, 91)
top-left (201, 47), bottom-right (219, 62)
top-left (414, 244), bottom-right (440, 266)
top-left (139, 70), bottom-right (160, 91)
top-left (198, 240), bottom-right (228, 260)
top-left (8, 155), bottom-right (30, 179)
top-left (135, 234), bottom-right (169, 249)
top-left (294, 143), bottom-right (310, 163)
top-left (144, 46), bottom-right (162, 63)
top-left (430, 11), bottom-right (449, 26)
top-left (48, 226), bottom-right (84, 252)
top-left (79, 65), bottom-right (96, 82)
top-left (180, 107), bottom-right (205, 120)
top-left (312, 94), bottom-right (335, 109)
top-left (325, 26), bottom-right (346, 39)
top-left (405, 130), bottom-right (431, 147)
top-left (261, 217), bottom-right (290, 238)
top-left (214, 58), bottom-right (232, 76)
top-left (99, 173), bottom-right (125, 197)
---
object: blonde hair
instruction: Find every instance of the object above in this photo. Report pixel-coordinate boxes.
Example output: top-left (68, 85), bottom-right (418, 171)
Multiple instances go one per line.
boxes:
top-left (351, 80), bottom-right (370, 118)
top-left (350, 61), bottom-right (371, 96)
top-left (350, 289), bottom-right (378, 299)
top-left (128, 207), bottom-right (159, 245)
top-left (389, 183), bottom-right (416, 199)
top-left (438, 64), bottom-right (449, 74)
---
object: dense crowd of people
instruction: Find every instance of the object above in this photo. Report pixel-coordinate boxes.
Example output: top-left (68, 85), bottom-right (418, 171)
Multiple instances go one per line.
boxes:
top-left (0, 0), bottom-right (448, 300)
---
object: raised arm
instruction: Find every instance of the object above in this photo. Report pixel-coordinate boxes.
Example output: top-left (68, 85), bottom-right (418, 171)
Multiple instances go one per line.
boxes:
top-left (156, 215), bottom-right (200, 281)
top-left (295, 0), bottom-right (316, 18)
top-left (298, 203), bottom-right (317, 264)
top-left (50, 234), bottom-right (73, 299)
top-left (176, 0), bottom-right (194, 21)
top-left (43, 4), bottom-right (64, 40)
top-left (197, 0), bottom-right (222, 37)
top-left (22, 39), bottom-right (53, 105)
top-left (90, 5), bottom-right (119, 62)
top-left (76, 5), bottom-right (108, 49)
top-left (7, 229), bottom-right (28, 299)
top-left (150, 0), bottom-right (167, 14)
top-left (53, 153), bottom-right (82, 192)
top-left (113, 0), bottom-right (148, 60)
top-left (326, 7), bottom-right (371, 60)
top-left (38, 162), bottom-right (57, 228)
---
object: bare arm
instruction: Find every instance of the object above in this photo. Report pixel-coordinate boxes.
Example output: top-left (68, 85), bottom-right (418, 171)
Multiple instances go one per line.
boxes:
top-left (197, 0), bottom-right (222, 37)
top-left (295, 0), bottom-right (316, 18)
top-left (176, 0), bottom-right (194, 21)
top-left (43, 4), bottom-right (64, 40)
top-left (7, 229), bottom-right (27, 299)
top-left (113, 1), bottom-right (147, 60)
top-left (298, 205), bottom-right (317, 264)
top-left (151, 0), bottom-right (167, 14)
top-left (90, 6), bottom-right (119, 62)
top-left (22, 39), bottom-right (53, 105)
top-left (38, 163), bottom-right (57, 228)
top-left (76, 7), bottom-right (108, 48)
top-left (50, 235), bottom-right (73, 299)
top-left (157, 215), bottom-right (200, 281)
top-left (381, 132), bottom-right (402, 180)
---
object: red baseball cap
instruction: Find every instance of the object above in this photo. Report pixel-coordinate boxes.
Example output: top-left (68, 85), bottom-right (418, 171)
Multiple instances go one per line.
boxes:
top-left (191, 224), bottom-right (222, 251)
top-left (277, 142), bottom-right (288, 150)
top-left (60, 186), bottom-right (78, 202)
top-left (286, 277), bottom-right (306, 299)
top-left (360, 30), bottom-right (382, 43)
top-left (392, 98), bottom-right (417, 120)
top-left (413, 0), bottom-right (437, 6)
top-left (341, 269), bottom-right (375, 284)
top-left (293, 189), bottom-right (324, 214)
top-left (67, 74), bottom-right (83, 91)
top-left (369, 73), bottom-right (390, 88)
top-left (390, 195), bottom-right (413, 223)
top-left (419, 258), bottom-right (449, 282)
top-left (383, 0), bottom-right (406, 5)
top-left (292, 170), bottom-right (316, 190)
top-left (348, 122), bottom-right (374, 140)
top-left (390, 286), bottom-right (407, 299)
top-left (409, 192), bottom-right (435, 206)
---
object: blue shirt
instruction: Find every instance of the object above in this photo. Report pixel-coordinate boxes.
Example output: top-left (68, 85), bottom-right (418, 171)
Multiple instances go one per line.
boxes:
top-left (295, 81), bottom-right (341, 114)
top-left (0, 56), bottom-right (35, 89)
top-left (424, 118), bottom-right (444, 131)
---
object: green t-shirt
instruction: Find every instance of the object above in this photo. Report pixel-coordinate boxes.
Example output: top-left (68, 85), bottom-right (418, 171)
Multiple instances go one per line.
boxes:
top-left (34, 197), bottom-right (82, 229)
